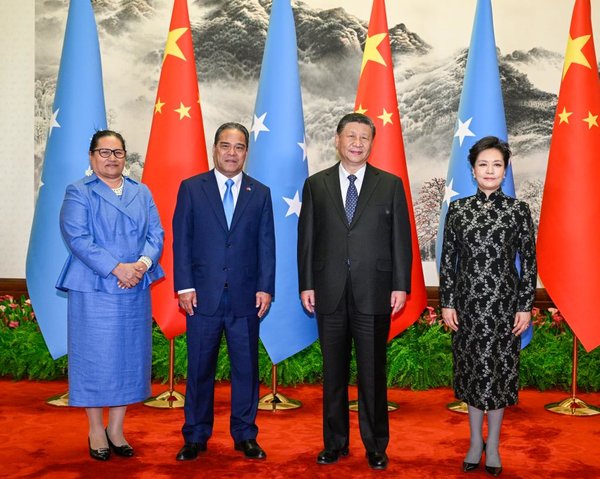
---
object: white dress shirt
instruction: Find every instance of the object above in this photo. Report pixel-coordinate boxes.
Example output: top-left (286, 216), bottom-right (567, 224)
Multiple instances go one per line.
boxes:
top-left (339, 163), bottom-right (366, 203)
top-left (214, 168), bottom-right (243, 207)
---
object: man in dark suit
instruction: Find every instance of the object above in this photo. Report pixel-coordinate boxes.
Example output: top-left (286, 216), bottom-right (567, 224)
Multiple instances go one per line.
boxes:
top-left (173, 122), bottom-right (275, 461)
top-left (298, 113), bottom-right (412, 470)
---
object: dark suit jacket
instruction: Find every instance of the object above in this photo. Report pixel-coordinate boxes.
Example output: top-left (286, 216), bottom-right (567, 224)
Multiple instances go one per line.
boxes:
top-left (173, 170), bottom-right (275, 317)
top-left (298, 162), bottom-right (411, 316)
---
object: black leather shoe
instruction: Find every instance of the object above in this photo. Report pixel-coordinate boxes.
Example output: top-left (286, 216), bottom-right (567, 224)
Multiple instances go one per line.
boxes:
top-left (88, 437), bottom-right (111, 461)
top-left (463, 442), bottom-right (486, 472)
top-left (485, 465), bottom-right (503, 476)
top-left (234, 439), bottom-right (266, 459)
top-left (175, 442), bottom-right (207, 461)
top-left (366, 451), bottom-right (388, 470)
top-left (316, 447), bottom-right (349, 465)
top-left (105, 429), bottom-right (134, 457)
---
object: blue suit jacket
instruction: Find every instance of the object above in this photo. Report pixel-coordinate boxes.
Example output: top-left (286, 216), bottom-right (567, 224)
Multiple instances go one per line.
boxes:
top-left (56, 174), bottom-right (165, 294)
top-left (172, 170), bottom-right (275, 317)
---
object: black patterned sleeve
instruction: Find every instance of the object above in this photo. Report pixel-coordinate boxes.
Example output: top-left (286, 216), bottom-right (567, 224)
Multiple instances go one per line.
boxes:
top-left (516, 201), bottom-right (537, 312)
top-left (439, 202), bottom-right (459, 308)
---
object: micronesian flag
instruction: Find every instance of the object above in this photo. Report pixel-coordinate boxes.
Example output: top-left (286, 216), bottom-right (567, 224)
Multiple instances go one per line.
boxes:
top-left (246, 0), bottom-right (318, 364)
top-left (434, 0), bottom-right (532, 348)
top-left (26, 0), bottom-right (107, 359)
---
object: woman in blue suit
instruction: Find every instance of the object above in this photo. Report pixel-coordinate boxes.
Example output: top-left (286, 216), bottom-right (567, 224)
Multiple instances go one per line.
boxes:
top-left (57, 130), bottom-right (164, 461)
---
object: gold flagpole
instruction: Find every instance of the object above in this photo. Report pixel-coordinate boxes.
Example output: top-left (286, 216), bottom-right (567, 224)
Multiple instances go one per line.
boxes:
top-left (144, 339), bottom-right (185, 408)
top-left (545, 335), bottom-right (600, 416)
top-left (258, 363), bottom-right (301, 411)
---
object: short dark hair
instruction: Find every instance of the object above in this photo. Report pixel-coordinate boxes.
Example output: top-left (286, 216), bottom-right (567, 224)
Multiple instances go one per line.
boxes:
top-left (213, 122), bottom-right (249, 147)
top-left (468, 136), bottom-right (511, 167)
top-left (336, 113), bottom-right (376, 139)
top-left (89, 129), bottom-right (126, 152)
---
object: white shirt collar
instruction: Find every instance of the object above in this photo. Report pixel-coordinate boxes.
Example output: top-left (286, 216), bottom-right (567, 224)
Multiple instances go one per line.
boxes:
top-left (214, 168), bottom-right (243, 188)
top-left (339, 163), bottom-right (367, 182)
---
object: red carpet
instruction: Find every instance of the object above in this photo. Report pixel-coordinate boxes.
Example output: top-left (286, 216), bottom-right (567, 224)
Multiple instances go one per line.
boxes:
top-left (1, 380), bottom-right (599, 478)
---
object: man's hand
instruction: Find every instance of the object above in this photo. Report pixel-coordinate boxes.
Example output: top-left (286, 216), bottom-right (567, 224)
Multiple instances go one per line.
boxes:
top-left (441, 307), bottom-right (459, 331)
top-left (512, 311), bottom-right (531, 336)
top-left (113, 262), bottom-right (144, 289)
top-left (390, 291), bottom-right (407, 316)
top-left (256, 292), bottom-right (272, 318)
top-left (300, 290), bottom-right (315, 314)
top-left (179, 291), bottom-right (197, 316)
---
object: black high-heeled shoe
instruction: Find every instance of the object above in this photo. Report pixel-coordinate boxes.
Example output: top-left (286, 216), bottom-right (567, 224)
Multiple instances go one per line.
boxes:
top-left (105, 429), bottom-right (134, 457)
top-left (462, 442), bottom-right (486, 472)
top-left (485, 465), bottom-right (503, 476)
top-left (88, 437), bottom-right (111, 461)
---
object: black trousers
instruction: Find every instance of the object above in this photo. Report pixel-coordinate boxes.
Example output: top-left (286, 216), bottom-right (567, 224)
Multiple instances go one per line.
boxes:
top-left (317, 278), bottom-right (391, 453)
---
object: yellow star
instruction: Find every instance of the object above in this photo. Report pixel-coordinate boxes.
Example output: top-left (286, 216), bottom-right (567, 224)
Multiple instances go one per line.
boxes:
top-left (355, 104), bottom-right (368, 115)
top-left (582, 111), bottom-right (598, 129)
top-left (377, 108), bottom-right (393, 126)
top-left (360, 33), bottom-right (387, 75)
top-left (154, 98), bottom-right (165, 114)
top-left (558, 106), bottom-right (572, 124)
top-left (562, 34), bottom-right (591, 79)
top-left (174, 102), bottom-right (191, 120)
top-left (163, 27), bottom-right (188, 63)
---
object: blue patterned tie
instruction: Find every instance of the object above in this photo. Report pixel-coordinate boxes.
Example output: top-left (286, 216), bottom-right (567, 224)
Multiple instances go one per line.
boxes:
top-left (345, 174), bottom-right (358, 224)
top-left (223, 178), bottom-right (234, 228)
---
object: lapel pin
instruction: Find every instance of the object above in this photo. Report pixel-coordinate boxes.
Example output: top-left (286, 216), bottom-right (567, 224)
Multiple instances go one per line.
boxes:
top-left (246, 186), bottom-right (252, 191)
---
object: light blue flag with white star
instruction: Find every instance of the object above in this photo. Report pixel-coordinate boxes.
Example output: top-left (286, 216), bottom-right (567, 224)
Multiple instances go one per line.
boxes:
top-left (435, 0), bottom-right (532, 347)
top-left (26, 0), bottom-right (107, 359)
top-left (246, 0), bottom-right (318, 363)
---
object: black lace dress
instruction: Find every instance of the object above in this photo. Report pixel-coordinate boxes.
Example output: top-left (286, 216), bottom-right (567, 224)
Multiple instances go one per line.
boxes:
top-left (439, 189), bottom-right (537, 410)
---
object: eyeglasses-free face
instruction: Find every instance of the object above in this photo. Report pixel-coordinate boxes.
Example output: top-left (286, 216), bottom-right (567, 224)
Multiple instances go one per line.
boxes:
top-left (212, 128), bottom-right (248, 178)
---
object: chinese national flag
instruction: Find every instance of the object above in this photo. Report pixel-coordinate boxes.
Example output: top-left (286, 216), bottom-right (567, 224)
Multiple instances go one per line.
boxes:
top-left (355, 0), bottom-right (427, 340)
top-left (142, 0), bottom-right (208, 338)
top-left (537, 0), bottom-right (600, 351)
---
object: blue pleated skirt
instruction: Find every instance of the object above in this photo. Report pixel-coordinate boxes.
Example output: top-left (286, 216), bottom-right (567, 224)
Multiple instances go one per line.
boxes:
top-left (67, 290), bottom-right (152, 407)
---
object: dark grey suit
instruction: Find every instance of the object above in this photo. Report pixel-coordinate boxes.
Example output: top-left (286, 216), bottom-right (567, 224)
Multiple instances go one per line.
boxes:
top-left (298, 162), bottom-right (411, 452)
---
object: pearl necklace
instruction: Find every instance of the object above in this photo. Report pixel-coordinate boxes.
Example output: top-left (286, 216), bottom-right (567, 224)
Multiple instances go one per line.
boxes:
top-left (111, 178), bottom-right (124, 196)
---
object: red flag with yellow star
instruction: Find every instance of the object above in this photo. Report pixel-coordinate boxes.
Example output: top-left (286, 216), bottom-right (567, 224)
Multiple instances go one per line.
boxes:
top-left (142, 0), bottom-right (208, 338)
top-left (537, 0), bottom-right (600, 351)
top-left (355, 0), bottom-right (427, 340)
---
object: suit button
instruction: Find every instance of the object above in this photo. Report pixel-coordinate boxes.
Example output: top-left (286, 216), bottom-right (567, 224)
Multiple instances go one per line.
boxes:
top-left (226, 243), bottom-right (232, 248)
top-left (223, 267), bottom-right (229, 271)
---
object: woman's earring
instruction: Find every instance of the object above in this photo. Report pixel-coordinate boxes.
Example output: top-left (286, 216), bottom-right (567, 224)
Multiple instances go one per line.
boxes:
top-left (122, 166), bottom-right (131, 177)
top-left (85, 165), bottom-right (93, 176)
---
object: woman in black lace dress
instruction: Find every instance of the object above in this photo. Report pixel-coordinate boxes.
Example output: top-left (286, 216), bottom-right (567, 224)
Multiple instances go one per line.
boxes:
top-left (439, 137), bottom-right (537, 476)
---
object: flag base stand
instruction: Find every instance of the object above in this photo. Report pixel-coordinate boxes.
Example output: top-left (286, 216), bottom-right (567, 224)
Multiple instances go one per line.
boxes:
top-left (258, 364), bottom-right (301, 411)
top-left (447, 400), bottom-right (468, 414)
top-left (144, 389), bottom-right (185, 409)
top-left (349, 400), bottom-right (399, 412)
top-left (46, 392), bottom-right (69, 407)
top-left (545, 397), bottom-right (600, 416)
top-left (258, 392), bottom-right (301, 411)
top-left (545, 335), bottom-right (600, 416)
top-left (144, 338), bottom-right (185, 409)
